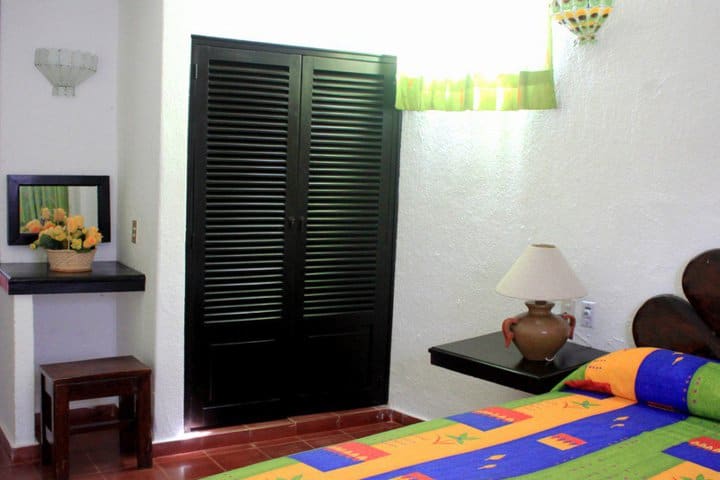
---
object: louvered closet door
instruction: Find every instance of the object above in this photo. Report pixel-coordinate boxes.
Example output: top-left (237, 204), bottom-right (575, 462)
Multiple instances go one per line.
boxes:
top-left (293, 56), bottom-right (399, 412)
top-left (186, 45), bottom-right (302, 429)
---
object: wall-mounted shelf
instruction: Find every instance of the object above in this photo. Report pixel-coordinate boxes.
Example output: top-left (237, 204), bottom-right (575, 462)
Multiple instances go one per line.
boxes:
top-left (0, 261), bottom-right (145, 295)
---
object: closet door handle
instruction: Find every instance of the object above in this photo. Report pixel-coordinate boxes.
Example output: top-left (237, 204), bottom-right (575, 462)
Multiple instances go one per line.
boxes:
top-left (299, 216), bottom-right (307, 232)
top-left (286, 216), bottom-right (297, 229)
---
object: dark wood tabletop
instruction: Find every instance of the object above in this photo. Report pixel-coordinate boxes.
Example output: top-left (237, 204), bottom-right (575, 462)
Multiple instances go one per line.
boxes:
top-left (429, 331), bottom-right (608, 394)
top-left (0, 261), bottom-right (145, 295)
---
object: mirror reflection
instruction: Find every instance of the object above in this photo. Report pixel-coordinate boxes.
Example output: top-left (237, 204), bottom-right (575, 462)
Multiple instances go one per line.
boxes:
top-left (19, 186), bottom-right (99, 234)
top-left (7, 174), bottom-right (111, 245)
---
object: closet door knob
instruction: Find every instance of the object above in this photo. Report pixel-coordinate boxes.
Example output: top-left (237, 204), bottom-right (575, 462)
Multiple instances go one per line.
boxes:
top-left (286, 216), bottom-right (296, 229)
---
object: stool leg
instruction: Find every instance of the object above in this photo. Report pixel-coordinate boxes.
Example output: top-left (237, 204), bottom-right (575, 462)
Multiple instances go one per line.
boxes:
top-left (119, 394), bottom-right (135, 453)
top-left (52, 385), bottom-right (70, 480)
top-left (136, 374), bottom-right (152, 468)
top-left (40, 374), bottom-right (51, 465)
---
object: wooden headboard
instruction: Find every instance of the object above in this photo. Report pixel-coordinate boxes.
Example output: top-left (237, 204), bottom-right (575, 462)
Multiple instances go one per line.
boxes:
top-left (632, 249), bottom-right (720, 359)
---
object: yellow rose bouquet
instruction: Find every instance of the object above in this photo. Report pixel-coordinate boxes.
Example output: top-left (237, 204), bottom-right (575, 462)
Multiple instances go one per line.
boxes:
top-left (28, 208), bottom-right (102, 252)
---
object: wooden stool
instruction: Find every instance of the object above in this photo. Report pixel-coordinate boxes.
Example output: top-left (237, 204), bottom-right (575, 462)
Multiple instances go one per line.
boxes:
top-left (40, 356), bottom-right (152, 480)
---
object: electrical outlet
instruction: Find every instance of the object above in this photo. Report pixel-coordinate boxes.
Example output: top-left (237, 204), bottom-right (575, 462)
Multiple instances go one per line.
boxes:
top-left (581, 300), bottom-right (595, 328)
top-left (131, 220), bottom-right (138, 244)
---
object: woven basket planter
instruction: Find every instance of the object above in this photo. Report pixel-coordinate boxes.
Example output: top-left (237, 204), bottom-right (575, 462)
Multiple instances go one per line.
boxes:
top-left (46, 249), bottom-right (96, 273)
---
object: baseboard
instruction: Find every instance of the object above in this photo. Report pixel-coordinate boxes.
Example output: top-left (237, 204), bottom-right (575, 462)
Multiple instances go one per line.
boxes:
top-left (0, 428), bottom-right (40, 464)
top-left (0, 437), bottom-right (38, 465)
top-left (2, 404), bottom-right (422, 464)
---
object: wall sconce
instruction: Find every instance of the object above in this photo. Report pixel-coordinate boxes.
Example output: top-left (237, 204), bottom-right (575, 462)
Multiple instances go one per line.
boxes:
top-left (551, 0), bottom-right (615, 44)
top-left (34, 48), bottom-right (98, 97)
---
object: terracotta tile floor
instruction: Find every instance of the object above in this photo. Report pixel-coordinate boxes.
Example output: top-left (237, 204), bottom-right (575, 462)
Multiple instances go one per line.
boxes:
top-left (0, 421), bottom-right (404, 479)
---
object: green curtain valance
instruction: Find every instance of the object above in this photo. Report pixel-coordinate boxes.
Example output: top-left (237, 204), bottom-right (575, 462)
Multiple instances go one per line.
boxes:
top-left (395, 6), bottom-right (556, 112)
top-left (396, 69), bottom-right (556, 111)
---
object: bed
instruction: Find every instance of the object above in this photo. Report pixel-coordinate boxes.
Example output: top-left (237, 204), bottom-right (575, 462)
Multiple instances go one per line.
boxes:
top-left (205, 249), bottom-right (720, 480)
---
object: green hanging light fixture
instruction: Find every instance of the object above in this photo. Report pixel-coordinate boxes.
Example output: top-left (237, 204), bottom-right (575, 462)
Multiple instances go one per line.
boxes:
top-left (551, 0), bottom-right (615, 44)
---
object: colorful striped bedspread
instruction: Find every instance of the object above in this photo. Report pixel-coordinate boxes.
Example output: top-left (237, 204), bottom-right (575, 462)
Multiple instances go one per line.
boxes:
top-left (205, 348), bottom-right (720, 480)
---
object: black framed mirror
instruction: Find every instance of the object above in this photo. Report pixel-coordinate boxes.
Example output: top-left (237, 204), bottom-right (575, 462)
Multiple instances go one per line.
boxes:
top-left (7, 175), bottom-right (111, 245)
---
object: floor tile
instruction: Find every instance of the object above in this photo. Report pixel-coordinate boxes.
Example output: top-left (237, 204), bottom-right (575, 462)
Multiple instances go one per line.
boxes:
top-left (252, 435), bottom-right (304, 447)
top-left (257, 440), bottom-right (312, 459)
top-left (0, 463), bottom-right (43, 480)
top-left (245, 419), bottom-right (296, 443)
top-left (152, 437), bottom-right (204, 458)
top-left (342, 421), bottom-right (403, 438)
top-left (66, 450), bottom-right (102, 476)
top-left (201, 442), bottom-right (256, 456)
top-left (198, 429), bottom-right (250, 451)
top-left (290, 413), bottom-right (340, 435)
top-left (336, 407), bottom-right (387, 428)
top-left (72, 430), bottom-right (121, 453)
top-left (89, 448), bottom-right (143, 473)
top-left (207, 445), bottom-right (270, 471)
top-left (302, 431), bottom-right (355, 448)
top-left (54, 473), bottom-right (106, 480)
top-left (153, 450), bottom-right (207, 465)
top-left (155, 451), bottom-right (223, 480)
top-left (103, 467), bottom-right (168, 479)
top-left (24, 453), bottom-right (99, 479)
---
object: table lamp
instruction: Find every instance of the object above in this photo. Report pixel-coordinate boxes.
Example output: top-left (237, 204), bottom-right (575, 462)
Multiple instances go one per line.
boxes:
top-left (496, 244), bottom-right (587, 361)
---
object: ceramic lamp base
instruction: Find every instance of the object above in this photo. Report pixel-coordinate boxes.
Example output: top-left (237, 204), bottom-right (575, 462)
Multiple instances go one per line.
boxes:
top-left (502, 301), bottom-right (576, 361)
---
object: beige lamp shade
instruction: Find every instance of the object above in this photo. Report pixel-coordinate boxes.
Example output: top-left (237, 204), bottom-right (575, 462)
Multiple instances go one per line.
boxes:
top-left (496, 244), bottom-right (587, 301)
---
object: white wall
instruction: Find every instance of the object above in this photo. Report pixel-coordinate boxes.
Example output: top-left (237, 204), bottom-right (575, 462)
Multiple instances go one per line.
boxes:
top-left (0, 0), bottom-right (119, 443)
top-left (188, 0), bottom-right (405, 55)
top-left (116, 0), bottom-right (167, 434)
top-left (0, 296), bottom-right (18, 443)
top-left (33, 293), bottom-right (117, 410)
top-left (0, 297), bottom-right (35, 447)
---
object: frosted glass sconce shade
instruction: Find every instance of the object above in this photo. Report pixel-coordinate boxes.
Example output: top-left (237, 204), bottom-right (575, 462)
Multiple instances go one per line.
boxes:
top-left (34, 48), bottom-right (98, 97)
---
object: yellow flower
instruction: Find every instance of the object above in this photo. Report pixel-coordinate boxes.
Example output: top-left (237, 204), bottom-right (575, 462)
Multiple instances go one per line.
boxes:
top-left (46, 226), bottom-right (66, 242)
top-left (41, 208), bottom-right (51, 220)
top-left (28, 214), bottom-right (102, 253)
top-left (66, 215), bottom-right (84, 234)
top-left (53, 208), bottom-right (66, 223)
top-left (24, 219), bottom-right (42, 233)
top-left (83, 233), bottom-right (101, 249)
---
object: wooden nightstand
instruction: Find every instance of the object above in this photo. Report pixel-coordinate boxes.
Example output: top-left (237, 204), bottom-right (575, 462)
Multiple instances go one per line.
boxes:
top-left (429, 332), bottom-right (607, 394)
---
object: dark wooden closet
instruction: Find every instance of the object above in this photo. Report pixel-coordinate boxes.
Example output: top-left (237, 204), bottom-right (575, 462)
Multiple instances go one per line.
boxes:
top-left (184, 37), bottom-right (401, 430)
